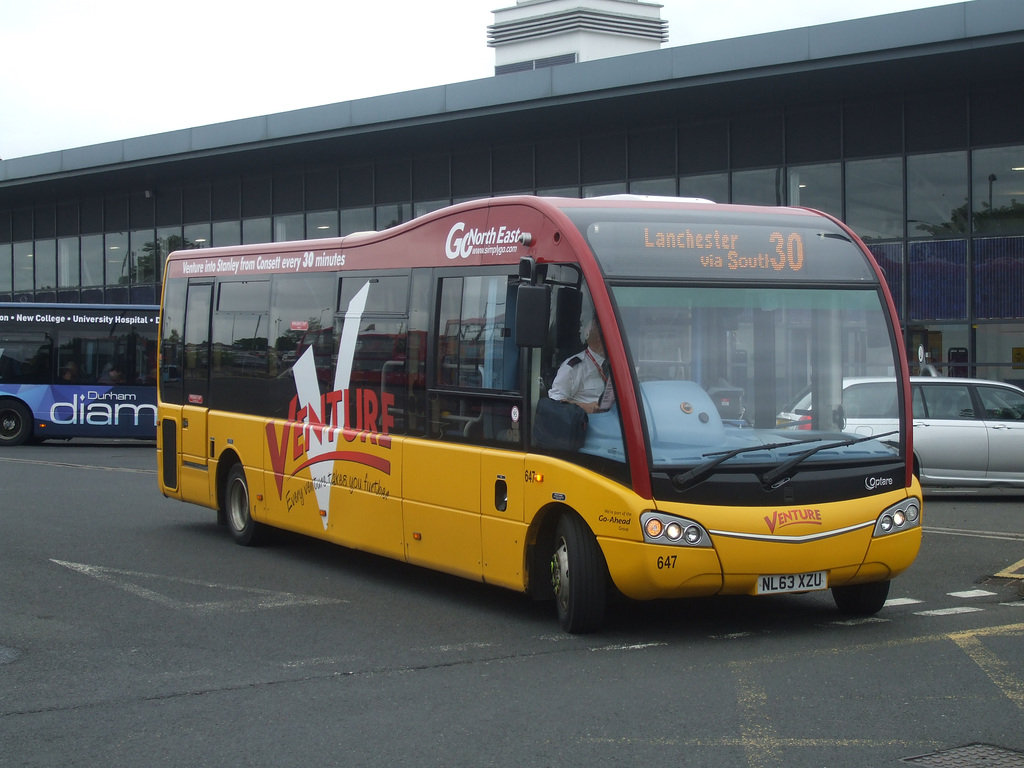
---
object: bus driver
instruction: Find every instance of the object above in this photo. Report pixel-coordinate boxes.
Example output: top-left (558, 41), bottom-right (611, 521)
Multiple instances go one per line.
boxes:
top-left (548, 319), bottom-right (615, 414)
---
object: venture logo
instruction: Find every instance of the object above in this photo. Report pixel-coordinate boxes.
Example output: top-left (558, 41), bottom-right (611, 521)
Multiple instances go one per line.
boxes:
top-left (764, 508), bottom-right (823, 534)
top-left (265, 281), bottom-right (393, 529)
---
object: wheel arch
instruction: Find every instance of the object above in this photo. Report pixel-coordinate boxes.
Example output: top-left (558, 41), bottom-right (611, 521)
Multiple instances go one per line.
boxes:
top-left (0, 396), bottom-right (35, 446)
top-left (524, 501), bottom-right (611, 601)
top-left (524, 501), bottom-right (576, 599)
top-left (215, 447), bottom-right (243, 525)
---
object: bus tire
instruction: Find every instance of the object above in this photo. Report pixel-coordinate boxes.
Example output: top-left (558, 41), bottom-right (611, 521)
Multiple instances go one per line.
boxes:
top-left (550, 513), bottom-right (606, 633)
top-left (831, 580), bottom-right (890, 615)
top-left (224, 464), bottom-right (263, 546)
top-left (0, 400), bottom-right (32, 447)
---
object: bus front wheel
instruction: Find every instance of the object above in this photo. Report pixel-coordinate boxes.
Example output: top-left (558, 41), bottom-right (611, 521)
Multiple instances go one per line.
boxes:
top-left (224, 464), bottom-right (263, 546)
top-left (550, 514), bottom-right (606, 633)
top-left (0, 401), bottom-right (32, 447)
top-left (832, 580), bottom-right (890, 615)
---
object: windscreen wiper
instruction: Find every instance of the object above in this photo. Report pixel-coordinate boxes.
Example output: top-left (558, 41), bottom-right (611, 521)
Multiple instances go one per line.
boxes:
top-left (672, 437), bottom-right (826, 491)
top-left (760, 430), bottom-right (899, 487)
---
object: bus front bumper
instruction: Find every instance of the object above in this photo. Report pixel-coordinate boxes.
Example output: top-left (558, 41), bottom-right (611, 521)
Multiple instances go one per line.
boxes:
top-left (598, 524), bottom-right (921, 602)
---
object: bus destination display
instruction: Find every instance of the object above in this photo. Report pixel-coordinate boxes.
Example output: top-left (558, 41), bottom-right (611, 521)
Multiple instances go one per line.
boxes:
top-left (576, 217), bottom-right (876, 283)
top-left (642, 227), bottom-right (805, 273)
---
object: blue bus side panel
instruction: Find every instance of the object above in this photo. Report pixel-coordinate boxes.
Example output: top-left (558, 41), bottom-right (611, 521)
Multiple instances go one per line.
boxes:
top-left (0, 384), bottom-right (158, 440)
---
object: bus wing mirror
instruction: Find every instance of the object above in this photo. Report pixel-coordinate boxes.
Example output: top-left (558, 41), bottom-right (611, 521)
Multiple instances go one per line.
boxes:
top-left (515, 284), bottom-right (550, 348)
top-left (519, 255), bottom-right (547, 285)
top-left (519, 256), bottom-right (536, 282)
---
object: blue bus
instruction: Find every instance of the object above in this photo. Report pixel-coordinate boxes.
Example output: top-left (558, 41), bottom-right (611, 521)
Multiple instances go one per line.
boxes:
top-left (0, 303), bottom-right (159, 445)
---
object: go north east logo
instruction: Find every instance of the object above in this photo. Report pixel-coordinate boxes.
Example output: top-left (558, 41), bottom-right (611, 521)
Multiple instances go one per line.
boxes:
top-left (445, 221), bottom-right (522, 259)
top-left (265, 282), bottom-right (393, 529)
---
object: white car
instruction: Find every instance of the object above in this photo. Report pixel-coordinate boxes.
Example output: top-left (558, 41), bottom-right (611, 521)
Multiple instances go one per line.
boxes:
top-left (778, 377), bottom-right (1024, 488)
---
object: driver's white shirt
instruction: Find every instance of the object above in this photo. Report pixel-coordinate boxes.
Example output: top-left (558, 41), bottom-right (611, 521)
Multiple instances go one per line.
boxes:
top-left (548, 347), bottom-right (609, 407)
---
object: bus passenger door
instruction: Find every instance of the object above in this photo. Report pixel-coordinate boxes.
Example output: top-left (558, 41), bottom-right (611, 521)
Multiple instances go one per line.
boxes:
top-left (402, 272), bottom-right (523, 582)
top-left (180, 281), bottom-right (213, 503)
top-left (480, 445), bottom-right (526, 591)
top-left (403, 438), bottom-right (483, 581)
top-left (403, 400), bottom-right (523, 584)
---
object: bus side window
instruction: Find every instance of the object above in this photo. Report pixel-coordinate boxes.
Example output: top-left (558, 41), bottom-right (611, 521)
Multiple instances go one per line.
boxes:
top-left (211, 280), bottom-right (270, 415)
top-left (160, 279), bottom-right (187, 403)
top-left (436, 275), bottom-right (517, 392)
top-left (435, 394), bottom-right (520, 446)
top-left (334, 274), bottom-right (413, 437)
top-left (432, 273), bottom-right (521, 446)
top-left (0, 333), bottom-right (51, 384)
top-left (339, 316), bottom-right (408, 435)
top-left (28, 342), bottom-right (52, 383)
top-left (405, 270), bottom-right (430, 437)
top-left (267, 273), bottom-right (335, 418)
top-left (543, 285), bottom-right (585, 392)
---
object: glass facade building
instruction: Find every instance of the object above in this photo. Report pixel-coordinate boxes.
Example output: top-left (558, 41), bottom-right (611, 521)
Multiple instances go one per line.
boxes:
top-left (2, 0), bottom-right (1023, 382)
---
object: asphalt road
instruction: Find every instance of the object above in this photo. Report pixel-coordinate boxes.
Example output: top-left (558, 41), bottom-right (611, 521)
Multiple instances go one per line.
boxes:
top-left (2, 441), bottom-right (1022, 768)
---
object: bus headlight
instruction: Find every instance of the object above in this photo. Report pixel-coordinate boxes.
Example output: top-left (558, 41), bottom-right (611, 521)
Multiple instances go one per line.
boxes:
top-left (641, 512), bottom-right (712, 547)
top-left (873, 498), bottom-right (921, 537)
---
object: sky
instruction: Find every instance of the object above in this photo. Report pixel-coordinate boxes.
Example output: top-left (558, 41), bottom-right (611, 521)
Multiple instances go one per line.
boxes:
top-left (0, 0), bottom-right (966, 160)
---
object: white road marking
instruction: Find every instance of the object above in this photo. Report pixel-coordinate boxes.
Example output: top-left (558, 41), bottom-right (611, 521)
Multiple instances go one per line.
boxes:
top-left (831, 617), bottom-right (889, 626)
top-left (914, 606), bottom-right (985, 617)
top-left (591, 642), bottom-right (667, 652)
top-left (51, 559), bottom-right (344, 613)
top-left (948, 589), bottom-right (997, 599)
top-left (927, 526), bottom-right (1024, 542)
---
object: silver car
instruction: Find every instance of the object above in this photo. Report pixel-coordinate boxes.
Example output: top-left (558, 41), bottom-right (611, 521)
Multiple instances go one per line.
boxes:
top-left (779, 377), bottom-right (1024, 487)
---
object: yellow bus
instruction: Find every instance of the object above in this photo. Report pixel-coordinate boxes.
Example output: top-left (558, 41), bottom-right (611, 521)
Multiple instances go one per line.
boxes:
top-left (157, 196), bottom-right (921, 633)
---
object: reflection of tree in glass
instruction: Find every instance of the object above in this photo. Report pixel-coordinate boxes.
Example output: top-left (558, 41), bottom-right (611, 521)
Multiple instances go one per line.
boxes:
top-left (275, 334), bottom-right (296, 353)
top-left (277, 317), bottom-right (323, 353)
top-left (913, 204), bottom-right (969, 236)
top-left (137, 242), bottom-right (159, 283)
top-left (139, 235), bottom-right (196, 284)
top-left (164, 329), bottom-right (182, 360)
top-left (914, 199), bottom-right (1024, 237)
top-left (972, 199), bottom-right (1024, 235)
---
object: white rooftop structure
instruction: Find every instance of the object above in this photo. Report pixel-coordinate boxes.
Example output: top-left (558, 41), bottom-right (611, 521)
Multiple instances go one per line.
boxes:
top-left (489, 0), bottom-right (667, 74)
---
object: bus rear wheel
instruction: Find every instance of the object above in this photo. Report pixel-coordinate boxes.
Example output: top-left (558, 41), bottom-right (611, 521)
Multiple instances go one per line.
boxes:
top-left (550, 514), bottom-right (606, 633)
top-left (832, 580), bottom-right (890, 615)
top-left (0, 401), bottom-right (32, 446)
top-left (224, 464), bottom-right (263, 546)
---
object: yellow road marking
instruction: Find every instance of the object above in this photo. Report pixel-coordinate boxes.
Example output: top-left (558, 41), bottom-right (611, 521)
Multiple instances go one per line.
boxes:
top-left (722, 624), bottom-right (1024, 766)
top-left (948, 626), bottom-right (1024, 711)
top-left (732, 671), bottom-right (780, 768)
top-left (574, 624), bottom-right (1024, 766)
top-left (995, 557), bottom-right (1024, 579)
